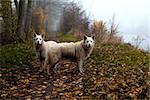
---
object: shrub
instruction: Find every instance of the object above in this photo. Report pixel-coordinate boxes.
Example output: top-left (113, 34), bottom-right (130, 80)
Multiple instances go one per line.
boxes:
top-left (91, 17), bottom-right (122, 45)
top-left (0, 43), bottom-right (35, 67)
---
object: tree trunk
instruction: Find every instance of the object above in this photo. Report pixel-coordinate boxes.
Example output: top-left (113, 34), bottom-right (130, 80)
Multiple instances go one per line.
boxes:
top-left (25, 0), bottom-right (32, 41)
top-left (1, 0), bottom-right (14, 44)
top-left (14, 0), bottom-right (18, 14)
top-left (17, 0), bottom-right (26, 42)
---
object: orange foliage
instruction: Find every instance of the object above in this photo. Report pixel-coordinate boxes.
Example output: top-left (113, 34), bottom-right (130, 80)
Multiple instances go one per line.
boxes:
top-left (92, 20), bottom-right (107, 34)
top-left (91, 19), bottom-right (122, 44)
top-left (91, 20), bottom-right (108, 43)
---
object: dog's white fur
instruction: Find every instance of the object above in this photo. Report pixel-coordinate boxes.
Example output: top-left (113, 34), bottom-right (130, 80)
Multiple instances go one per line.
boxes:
top-left (34, 34), bottom-right (60, 74)
top-left (34, 33), bottom-right (95, 74)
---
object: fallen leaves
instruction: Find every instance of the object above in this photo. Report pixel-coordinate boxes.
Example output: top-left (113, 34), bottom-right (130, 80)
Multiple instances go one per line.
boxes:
top-left (1, 43), bottom-right (149, 99)
top-left (21, 79), bottom-right (29, 84)
top-left (82, 44), bottom-right (150, 99)
top-left (0, 59), bottom-right (83, 99)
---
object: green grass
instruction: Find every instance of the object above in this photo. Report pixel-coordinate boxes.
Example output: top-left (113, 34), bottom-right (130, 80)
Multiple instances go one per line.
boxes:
top-left (89, 43), bottom-right (149, 67)
top-left (57, 33), bottom-right (78, 42)
top-left (0, 43), bottom-right (35, 79)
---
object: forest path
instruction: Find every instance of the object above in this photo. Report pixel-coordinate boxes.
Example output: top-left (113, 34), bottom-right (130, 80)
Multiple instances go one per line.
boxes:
top-left (1, 57), bottom-right (85, 99)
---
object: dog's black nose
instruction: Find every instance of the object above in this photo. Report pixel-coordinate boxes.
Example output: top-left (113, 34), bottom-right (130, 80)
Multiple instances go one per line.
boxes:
top-left (86, 44), bottom-right (91, 48)
top-left (37, 41), bottom-right (39, 45)
top-left (88, 44), bottom-right (91, 48)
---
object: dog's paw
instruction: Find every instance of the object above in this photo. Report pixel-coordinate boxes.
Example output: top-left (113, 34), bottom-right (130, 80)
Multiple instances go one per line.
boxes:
top-left (39, 69), bottom-right (43, 72)
top-left (79, 68), bottom-right (84, 73)
top-left (39, 67), bottom-right (43, 72)
top-left (47, 72), bottom-right (50, 75)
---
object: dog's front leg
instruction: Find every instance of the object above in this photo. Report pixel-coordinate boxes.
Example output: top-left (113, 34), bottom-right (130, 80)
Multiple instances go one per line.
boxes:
top-left (78, 59), bottom-right (84, 73)
top-left (39, 51), bottom-right (44, 72)
top-left (43, 57), bottom-right (49, 75)
top-left (39, 60), bottom-right (44, 72)
top-left (36, 52), bottom-right (39, 59)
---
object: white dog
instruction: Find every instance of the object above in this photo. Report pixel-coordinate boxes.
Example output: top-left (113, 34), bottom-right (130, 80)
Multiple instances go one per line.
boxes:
top-left (34, 33), bottom-right (95, 74)
top-left (34, 33), bottom-right (61, 74)
top-left (58, 35), bottom-right (95, 73)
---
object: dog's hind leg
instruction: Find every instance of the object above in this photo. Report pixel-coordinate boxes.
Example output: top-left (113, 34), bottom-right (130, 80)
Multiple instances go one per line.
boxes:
top-left (49, 63), bottom-right (57, 75)
top-left (46, 65), bottom-right (50, 75)
top-left (53, 63), bottom-right (59, 73)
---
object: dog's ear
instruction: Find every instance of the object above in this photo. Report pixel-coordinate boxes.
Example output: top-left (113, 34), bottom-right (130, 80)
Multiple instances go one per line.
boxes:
top-left (33, 30), bottom-right (37, 37)
top-left (34, 33), bottom-right (37, 37)
top-left (84, 35), bottom-right (87, 40)
top-left (92, 34), bottom-right (95, 40)
top-left (42, 34), bottom-right (44, 38)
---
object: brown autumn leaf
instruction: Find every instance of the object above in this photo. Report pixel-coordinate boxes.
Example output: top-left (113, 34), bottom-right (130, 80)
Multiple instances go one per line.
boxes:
top-left (22, 79), bottom-right (29, 84)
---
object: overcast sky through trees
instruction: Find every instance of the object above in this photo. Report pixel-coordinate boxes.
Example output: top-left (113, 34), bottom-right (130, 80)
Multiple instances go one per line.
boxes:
top-left (76, 0), bottom-right (150, 51)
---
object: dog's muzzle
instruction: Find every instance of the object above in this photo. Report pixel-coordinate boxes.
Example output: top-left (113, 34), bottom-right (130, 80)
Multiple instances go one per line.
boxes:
top-left (37, 41), bottom-right (40, 45)
top-left (86, 44), bottom-right (91, 48)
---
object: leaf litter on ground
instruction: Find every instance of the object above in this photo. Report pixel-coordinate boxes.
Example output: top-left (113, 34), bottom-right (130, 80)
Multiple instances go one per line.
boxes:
top-left (0, 43), bottom-right (150, 99)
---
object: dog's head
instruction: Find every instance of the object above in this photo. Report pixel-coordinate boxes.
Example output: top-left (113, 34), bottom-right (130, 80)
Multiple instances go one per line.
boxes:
top-left (83, 35), bottom-right (95, 48)
top-left (34, 33), bottom-right (44, 45)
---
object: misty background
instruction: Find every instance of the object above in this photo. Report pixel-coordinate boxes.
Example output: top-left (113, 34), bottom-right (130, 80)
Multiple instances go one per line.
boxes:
top-left (75, 0), bottom-right (150, 51)
top-left (1, 0), bottom-right (149, 51)
top-left (37, 0), bottom-right (150, 50)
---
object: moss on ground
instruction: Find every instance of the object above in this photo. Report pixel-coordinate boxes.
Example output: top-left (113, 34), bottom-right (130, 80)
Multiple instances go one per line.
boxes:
top-left (0, 43), bottom-right (35, 79)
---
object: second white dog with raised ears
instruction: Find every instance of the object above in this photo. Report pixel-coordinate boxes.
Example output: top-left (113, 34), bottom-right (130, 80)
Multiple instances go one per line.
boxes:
top-left (58, 35), bottom-right (95, 73)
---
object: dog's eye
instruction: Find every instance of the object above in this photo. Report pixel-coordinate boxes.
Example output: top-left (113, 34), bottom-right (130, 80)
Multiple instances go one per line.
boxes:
top-left (36, 38), bottom-right (38, 40)
top-left (40, 39), bottom-right (41, 40)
